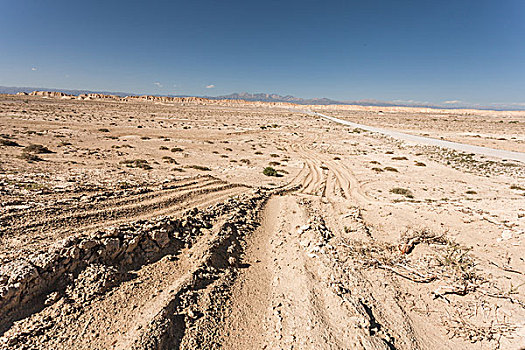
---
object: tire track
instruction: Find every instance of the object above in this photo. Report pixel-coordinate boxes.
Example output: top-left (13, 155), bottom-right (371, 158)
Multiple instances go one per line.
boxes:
top-left (0, 177), bottom-right (216, 229)
top-left (0, 178), bottom-right (250, 261)
top-left (5, 180), bottom-right (230, 234)
top-left (0, 190), bottom-right (267, 350)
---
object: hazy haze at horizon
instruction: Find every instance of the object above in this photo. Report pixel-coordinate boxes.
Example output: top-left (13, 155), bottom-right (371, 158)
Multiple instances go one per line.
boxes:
top-left (1, 0), bottom-right (524, 108)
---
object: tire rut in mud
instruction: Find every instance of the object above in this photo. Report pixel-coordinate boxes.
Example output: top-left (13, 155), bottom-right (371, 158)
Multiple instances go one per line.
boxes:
top-left (0, 187), bottom-right (268, 349)
top-left (0, 176), bottom-right (249, 261)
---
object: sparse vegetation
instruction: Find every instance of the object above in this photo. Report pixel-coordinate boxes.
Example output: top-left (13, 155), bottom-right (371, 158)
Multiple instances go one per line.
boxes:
top-left (186, 165), bottom-right (211, 171)
top-left (263, 167), bottom-right (279, 177)
top-left (161, 156), bottom-right (178, 164)
top-left (390, 187), bottom-right (414, 198)
top-left (0, 139), bottom-right (20, 147)
top-left (119, 159), bottom-right (152, 170)
top-left (19, 152), bottom-right (43, 162)
top-left (24, 144), bottom-right (53, 154)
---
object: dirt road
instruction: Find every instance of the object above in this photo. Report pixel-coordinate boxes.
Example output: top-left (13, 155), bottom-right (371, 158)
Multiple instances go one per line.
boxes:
top-left (219, 196), bottom-right (393, 349)
top-left (314, 111), bottom-right (525, 163)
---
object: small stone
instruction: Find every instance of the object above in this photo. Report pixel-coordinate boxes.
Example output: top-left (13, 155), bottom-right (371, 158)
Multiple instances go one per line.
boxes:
top-left (228, 257), bottom-right (237, 266)
top-left (44, 291), bottom-right (60, 306)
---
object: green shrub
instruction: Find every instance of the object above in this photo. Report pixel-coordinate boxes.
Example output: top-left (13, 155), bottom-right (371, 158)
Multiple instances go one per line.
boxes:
top-left (263, 167), bottom-right (279, 177)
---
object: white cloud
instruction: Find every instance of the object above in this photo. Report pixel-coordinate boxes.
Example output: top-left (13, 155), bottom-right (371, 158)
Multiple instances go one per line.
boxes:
top-left (31, 67), bottom-right (37, 71)
top-left (443, 100), bottom-right (462, 104)
top-left (205, 84), bottom-right (215, 89)
top-left (153, 82), bottom-right (163, 88)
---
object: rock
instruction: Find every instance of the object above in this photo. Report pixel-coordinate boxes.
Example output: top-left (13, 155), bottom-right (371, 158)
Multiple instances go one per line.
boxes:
top-left (150, 230), bottom-right (170, 248)
top-left (1, 260), bottom-right (39, 285)
top-left (44, 291), bottom-right (60, 306)
top-left (66, 264), bottom-right (122, 302)
top-left (101, 238), bottom-right (120, 259)
top-left (228, 256), bottom-right (237, 267)
top-left (125, 236), bottom-right (141, 253)
top-left (68, 246), bottom-right (81, 260)
top-left (79, 239), bottom-right (98, 251)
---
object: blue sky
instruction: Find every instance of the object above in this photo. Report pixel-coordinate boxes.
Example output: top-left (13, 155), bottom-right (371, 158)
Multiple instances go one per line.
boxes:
top-left (1, 0), bottom-right (524, 107)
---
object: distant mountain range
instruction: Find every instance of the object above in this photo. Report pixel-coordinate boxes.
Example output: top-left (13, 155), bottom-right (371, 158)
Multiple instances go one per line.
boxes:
top-left (209, 92), bottom-right (441, 108)
top-left (0, 86), bottom-right (134, 97)
top-left (1, 86), bottom-right (523, 110)
top-left (208, 92), bottom-right (341, 105)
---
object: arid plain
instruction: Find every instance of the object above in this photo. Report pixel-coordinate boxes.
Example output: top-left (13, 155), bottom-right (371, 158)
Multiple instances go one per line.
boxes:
top-left (0, 93), bottom-right (524, 349)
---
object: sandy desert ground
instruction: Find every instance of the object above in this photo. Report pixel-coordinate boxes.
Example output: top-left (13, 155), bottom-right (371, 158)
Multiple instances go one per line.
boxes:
top-left (0, 94), bottom-right (524, 349)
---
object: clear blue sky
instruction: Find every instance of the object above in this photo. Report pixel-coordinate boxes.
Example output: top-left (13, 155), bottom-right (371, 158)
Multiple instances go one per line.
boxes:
top-left (1, 0), bottom-right (524, 107)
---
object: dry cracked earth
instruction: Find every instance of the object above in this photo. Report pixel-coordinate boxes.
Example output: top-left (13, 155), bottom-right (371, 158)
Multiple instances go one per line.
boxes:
top-left (1, 95), bottom-right (524, 349)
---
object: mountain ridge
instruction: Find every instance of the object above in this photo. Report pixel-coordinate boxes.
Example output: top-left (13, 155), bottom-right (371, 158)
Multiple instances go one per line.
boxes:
top-left (1, 86), bottom-right (523, 111)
